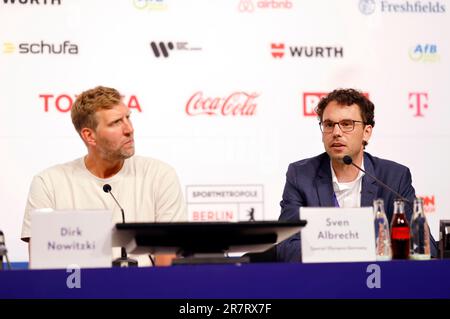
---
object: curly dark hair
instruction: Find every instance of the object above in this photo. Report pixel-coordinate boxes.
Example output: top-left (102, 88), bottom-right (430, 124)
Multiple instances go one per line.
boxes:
top-left (315, 88), bottom-right (375, 127)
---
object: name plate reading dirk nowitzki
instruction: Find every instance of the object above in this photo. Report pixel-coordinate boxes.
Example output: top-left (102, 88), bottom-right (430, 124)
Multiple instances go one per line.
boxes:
top-left (300, 207), bottom-right (376, 263)
top-left (30, 209), bottom-right (113, 269)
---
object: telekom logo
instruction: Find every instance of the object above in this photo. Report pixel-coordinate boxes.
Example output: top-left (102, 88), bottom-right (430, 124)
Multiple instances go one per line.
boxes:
top-left (186, 91), bottom-right (259, 116)
top-left (409, 92), bottom-right (428, 117)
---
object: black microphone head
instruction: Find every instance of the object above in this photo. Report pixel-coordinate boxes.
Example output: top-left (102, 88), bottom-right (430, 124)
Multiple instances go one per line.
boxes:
top-left (103, 184), bottom-right (112, 193)
top-left (343, 155), bottom-right (353, 165)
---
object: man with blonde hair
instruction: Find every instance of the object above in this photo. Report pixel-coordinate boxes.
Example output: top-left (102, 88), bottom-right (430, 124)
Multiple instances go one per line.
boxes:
top-left (22, 86), bottom-right (186, 266)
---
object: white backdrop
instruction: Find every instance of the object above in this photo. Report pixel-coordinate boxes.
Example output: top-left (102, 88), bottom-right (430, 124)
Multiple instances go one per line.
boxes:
top-left (1, 0), bottom-right (449, 262)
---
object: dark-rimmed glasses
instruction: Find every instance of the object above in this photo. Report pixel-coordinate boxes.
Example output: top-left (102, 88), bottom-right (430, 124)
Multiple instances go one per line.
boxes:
top-left (319, 119), bottom-right (366, 133)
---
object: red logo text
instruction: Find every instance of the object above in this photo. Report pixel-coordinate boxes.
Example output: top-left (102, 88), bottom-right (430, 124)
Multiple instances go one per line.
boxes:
top-left (39, 94), bottom-right (142, 113)
top-left (186, 91), bottom-right (259, 116)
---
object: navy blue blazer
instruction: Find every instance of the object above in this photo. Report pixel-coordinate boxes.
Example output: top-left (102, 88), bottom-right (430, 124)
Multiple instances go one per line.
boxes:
top-left (277, 152), bottom-right (438, 261)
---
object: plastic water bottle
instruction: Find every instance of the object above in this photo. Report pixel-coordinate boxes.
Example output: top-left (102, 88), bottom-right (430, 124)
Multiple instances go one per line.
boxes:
top-left (373, 199), bottom-right (392, 261)
top-left (410, 197), bottom-right (431, 260)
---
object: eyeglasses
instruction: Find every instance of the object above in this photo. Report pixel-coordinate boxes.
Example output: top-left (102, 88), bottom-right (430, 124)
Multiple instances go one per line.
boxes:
top-left (319, 119), bottom-right (366, 133)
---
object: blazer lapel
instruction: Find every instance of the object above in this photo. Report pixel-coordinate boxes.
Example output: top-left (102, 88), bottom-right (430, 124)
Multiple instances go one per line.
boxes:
top-left (361, 152), bottom-right (379, 207)
top-left (316, 155), bottom-right (335, 207)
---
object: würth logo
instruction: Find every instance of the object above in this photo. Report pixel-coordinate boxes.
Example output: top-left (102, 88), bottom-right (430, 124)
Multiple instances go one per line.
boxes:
top-left (150, 41), bottom-right (174, 58)
top-left (271, 43), bottom-right (344, 59)
top-left (409, 92), bottom-right (428, 117)
top-left (1, 0), bottom-right (61, 4)
top-left (271, 43), bottom-right (285, 58)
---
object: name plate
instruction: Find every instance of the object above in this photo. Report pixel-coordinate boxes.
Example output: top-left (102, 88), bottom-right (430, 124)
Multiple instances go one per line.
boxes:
top-left (300, 207), bottom-right (376, 263)
top-left (30, 209), bottom-right (113, 269)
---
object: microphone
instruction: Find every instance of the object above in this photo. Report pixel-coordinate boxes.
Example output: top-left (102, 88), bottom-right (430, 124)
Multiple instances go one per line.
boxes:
top-left (342, 155), bottom-right (410, 203)
top-left (0, 230), bottom-right (12, 270)
top-left (103, 184), bottom-right (125, 224)
top-left (102, 184), bottom-right (138, 267)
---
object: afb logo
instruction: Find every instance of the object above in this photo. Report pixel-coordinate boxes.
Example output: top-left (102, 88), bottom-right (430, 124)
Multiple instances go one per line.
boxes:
top-left (133, 0), bottom-right (167, 11)
top-left (409, 44), bottom-right (440, 63)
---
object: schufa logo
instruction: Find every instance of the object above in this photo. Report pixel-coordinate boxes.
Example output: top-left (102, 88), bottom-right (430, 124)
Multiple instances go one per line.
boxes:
top-left (408, 92), bottom-right (428, 117)
top-left (185, 91), bottom-right (259, 116)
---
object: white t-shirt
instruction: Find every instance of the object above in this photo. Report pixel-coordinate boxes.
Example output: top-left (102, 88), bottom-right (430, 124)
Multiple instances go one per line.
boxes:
top-left (331, 160), bottom-right (365, 208)
top-left (21, 155), bottom-right (187, 265)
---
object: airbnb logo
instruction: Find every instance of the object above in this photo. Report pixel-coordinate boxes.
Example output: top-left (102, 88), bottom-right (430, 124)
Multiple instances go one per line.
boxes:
top-left (186, 91), bottom-right (259, 116)
top-left (409, 92), bottom-right (428, 117)
top-left (238, 0), bottom-right (293, 12)
top-left (39, 94), bottom-right (142, 113)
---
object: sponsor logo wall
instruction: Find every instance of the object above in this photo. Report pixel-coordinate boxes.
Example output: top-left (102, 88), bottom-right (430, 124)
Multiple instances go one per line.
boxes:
top-left (0, 0), bottom-right (449, 262)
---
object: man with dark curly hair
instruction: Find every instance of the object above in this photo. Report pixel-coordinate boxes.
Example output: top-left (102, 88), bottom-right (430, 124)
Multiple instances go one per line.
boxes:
top-left (277, 88), bottom-right (437, 262)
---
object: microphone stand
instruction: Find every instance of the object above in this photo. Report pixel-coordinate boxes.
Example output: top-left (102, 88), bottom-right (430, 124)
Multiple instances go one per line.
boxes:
top-left (112, 208), bottom-right (138, 268)
top-left (0, 231), bottom-right (12, 271)
top-left (342, 155), bottom-right (411, 203)
top-left (103, 186), bottom-right (138, 267)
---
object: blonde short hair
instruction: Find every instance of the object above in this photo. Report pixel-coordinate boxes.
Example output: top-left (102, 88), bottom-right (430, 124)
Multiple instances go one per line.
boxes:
top-left (71, 86), bottom-right (122, 133)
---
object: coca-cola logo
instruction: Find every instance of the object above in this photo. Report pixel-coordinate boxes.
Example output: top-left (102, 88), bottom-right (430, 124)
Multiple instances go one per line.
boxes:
top-left (185, 91), bottom-right (259, 116)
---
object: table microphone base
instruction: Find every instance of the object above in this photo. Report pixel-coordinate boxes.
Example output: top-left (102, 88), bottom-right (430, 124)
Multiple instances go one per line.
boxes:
top-left (112, 247), bottom-right (138, 267)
